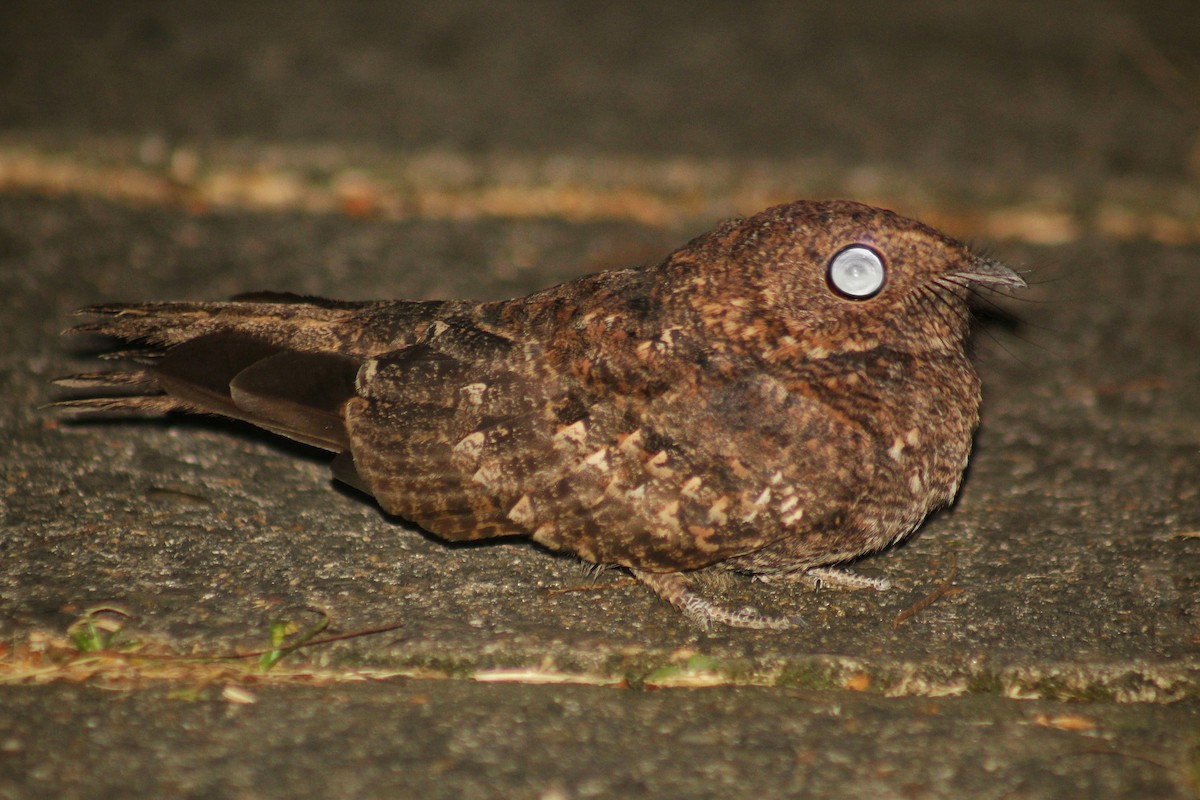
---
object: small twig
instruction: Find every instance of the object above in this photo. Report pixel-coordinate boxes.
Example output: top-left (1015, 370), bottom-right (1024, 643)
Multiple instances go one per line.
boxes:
top-left (54, 620), bottom-right (409, 664)
top-left (220, 621), bottom-right (408, 661)
top-left (892, 555), bottom-right (962, 628)
top-left (1159, 530), bottom-right (1200, 540)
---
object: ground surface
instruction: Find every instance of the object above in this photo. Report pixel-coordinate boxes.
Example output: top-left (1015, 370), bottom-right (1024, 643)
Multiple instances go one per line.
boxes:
top-left (1, 2), bottom-right (1198, 798)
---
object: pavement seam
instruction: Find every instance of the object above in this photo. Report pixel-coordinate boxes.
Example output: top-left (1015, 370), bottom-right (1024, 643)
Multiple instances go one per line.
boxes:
top-left (4, 636), bottom-right (1196, 703)
top-left (2, 136), bottom-right (1198, 246)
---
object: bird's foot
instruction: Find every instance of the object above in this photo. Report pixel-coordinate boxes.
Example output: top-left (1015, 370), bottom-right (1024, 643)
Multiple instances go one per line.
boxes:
top-left (633, 569), bottom-right (799, 630)
top-left (797, 567), bottom-right (892, 591)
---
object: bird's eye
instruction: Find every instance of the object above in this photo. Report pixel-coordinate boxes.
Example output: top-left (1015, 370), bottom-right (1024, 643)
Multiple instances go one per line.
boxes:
top-left (827, 245), bottom-right (886, 300)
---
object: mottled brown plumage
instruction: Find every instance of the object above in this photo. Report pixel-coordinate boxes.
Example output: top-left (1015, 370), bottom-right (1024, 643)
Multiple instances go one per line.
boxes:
top-left (55, 200), bottom-right (1024, 629)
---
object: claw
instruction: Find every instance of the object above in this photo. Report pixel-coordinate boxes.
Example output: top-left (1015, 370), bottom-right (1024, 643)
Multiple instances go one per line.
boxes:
top-left (803, 567), bottom-right (892, 591)
top-left (633, 569), bottom-right (797, 630)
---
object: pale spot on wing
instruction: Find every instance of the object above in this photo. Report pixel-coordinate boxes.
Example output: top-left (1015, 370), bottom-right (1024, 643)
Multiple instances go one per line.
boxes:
top-left (645, 450), bottom-right (673, 478)
top-left (658, 326), bottom-right (682, 346)
top-left (687, 525), bottom-right (720, 552)
top-left (553, 419), bottom-right (588, 445)
top-left (461, 382), bottom-right (488, 404)
top-left (583, 447), bottom-right (610, 471)
top-left (707, 497), bottom-right (730, 525)
top-left (471, 462), bottom-right (502, 488)
top-left (655, 500), bottom-right (681, 527)
top-left (616, 429), bottom-right (644, 456)
top-left (741, 323), bottom-right (763, 338)
top-left (507, 494), bottom-right (537, 527)
top-left (355, 359), bottom-right (379, 392)
top-left (452, 430), bottom-right (486, 460)
top-left (680, 475), bottom-right (703, 498)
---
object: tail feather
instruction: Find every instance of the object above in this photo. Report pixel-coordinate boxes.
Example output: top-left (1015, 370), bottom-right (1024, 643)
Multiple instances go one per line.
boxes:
top-left (225, 349), bottom-right (359, 451)
top-left (68, 302), bottom-right (215, 345)
top-left (55, 299), bottom-right (372, 452)
top-left (53, 370), bottom-right (158, 391)
top-left (49, 394), bottom-right (191, 416)
top-left (98, 348), bottom-right (165, 362)
top-left (67, 299), bottom-right (364, 352)
top-left (152, 333), bottom-right (285, 420)
top-left (51, 368), bottom-right (179, 415)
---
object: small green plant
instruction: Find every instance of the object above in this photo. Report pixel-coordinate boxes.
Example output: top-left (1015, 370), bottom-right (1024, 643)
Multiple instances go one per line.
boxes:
top-left (257, 611), bottom-right (329, 672)
top-left (67, 605), bottom-right (132, 653)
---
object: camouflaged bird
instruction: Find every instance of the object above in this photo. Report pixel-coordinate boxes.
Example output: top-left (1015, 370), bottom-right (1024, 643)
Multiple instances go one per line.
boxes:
top-left (55, 200), bottom-right (1024, 629)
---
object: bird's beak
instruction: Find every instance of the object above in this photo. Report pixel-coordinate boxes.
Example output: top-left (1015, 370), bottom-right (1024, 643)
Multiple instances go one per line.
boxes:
top-left (957, 255), bottom-right (1026, 289)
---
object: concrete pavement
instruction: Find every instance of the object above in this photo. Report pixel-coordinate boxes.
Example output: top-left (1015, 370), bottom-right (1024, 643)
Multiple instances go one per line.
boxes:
top-left (1, 2), bottom-right (1197, 797)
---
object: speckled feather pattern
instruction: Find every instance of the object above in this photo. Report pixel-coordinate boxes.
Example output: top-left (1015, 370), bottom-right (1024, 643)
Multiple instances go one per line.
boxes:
top-left (55, 200), bottom-right (1024, 629)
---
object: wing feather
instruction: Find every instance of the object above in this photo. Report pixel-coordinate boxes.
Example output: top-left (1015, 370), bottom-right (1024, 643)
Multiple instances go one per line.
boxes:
top-left (343, 319), bottom-right (874, 570)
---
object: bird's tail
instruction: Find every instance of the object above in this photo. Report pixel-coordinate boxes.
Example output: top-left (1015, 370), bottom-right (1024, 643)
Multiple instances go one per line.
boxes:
top-left (52, 294), bottom-right (369, 453)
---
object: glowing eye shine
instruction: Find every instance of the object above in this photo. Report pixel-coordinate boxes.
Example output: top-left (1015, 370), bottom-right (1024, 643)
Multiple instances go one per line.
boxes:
top-left (828, 245), bottom-right (886, 299)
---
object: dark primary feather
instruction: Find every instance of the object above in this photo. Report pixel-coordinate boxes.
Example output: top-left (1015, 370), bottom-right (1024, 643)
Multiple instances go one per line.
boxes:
top-left (54, 200), bottom-right (1024, 629)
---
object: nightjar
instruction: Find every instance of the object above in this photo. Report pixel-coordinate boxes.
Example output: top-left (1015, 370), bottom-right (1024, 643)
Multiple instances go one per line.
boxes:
top-left (55, 200), bottom-right (1024, 629)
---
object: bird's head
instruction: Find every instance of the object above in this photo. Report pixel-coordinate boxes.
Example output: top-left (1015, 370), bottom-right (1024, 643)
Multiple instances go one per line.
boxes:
top-left (670, 200), bottom-right (1024, 362)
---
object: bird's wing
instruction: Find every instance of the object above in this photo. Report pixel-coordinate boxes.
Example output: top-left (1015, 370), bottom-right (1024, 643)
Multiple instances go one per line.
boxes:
top-left (344, 318), bottom-right (568, 541)
top-left (519, 368), bottom-right (878, 571)
top-left (345, 319), bottom-right (876, 571)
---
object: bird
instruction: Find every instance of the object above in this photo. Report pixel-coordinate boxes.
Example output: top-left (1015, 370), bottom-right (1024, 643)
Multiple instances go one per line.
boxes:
top-left (54, 200), bottom-right (1024, 629)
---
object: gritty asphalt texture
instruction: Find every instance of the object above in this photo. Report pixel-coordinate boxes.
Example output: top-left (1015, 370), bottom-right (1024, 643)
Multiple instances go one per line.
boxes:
top-left (2, 2), bottom-right (1198, 799)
